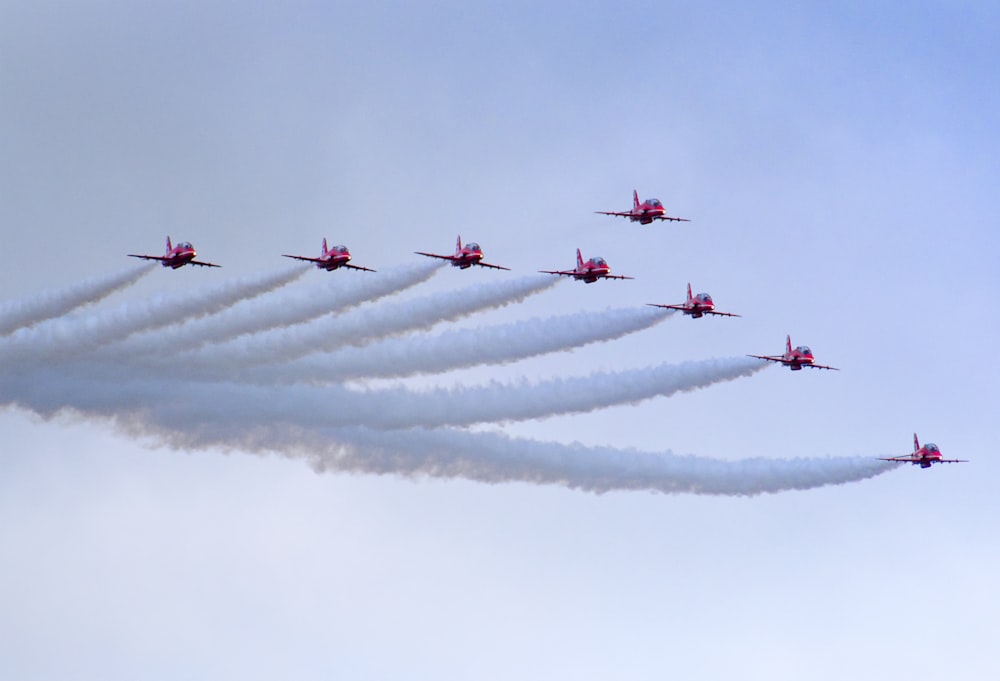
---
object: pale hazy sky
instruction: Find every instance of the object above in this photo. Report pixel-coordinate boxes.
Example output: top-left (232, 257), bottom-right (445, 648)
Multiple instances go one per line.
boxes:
top-left (1, 2), bottom-right (998, 679)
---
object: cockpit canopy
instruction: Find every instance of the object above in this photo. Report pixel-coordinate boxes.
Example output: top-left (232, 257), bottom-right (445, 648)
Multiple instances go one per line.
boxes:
top-left (695, 293), bottom-right (713, 303)
top-left (177, 241), bottom-right (193, 250)
top-left (466, 242), bottom-right (482, 252)
top-left (797, 346), bottom-right (812, 355)
top-left (925, 443), bottom-right (940, 454)
top-left (591, 257), bottom-right (607, 267)
top-left (647, 198), bottom-right (663, 208)
top-left (331, 244), bottom-right (348, 254)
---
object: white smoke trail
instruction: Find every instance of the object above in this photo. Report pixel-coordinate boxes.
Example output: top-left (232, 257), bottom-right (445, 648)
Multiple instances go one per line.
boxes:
top-left (102, 261), bottom-right (443, 360)
top-left (0, 270), bottom-right (894, 498)
top-left (2, 356), bottom-right (767, 430)
top-left (134, 305), bottom-right (674, 384)
top-left (0, 265), bottom-right (153, 336)
top-left (31, 412), bottom-right (896, 497)
top-left (307, 427), bottom-right (899, 496)
top-left (168, 274), bottom-right (562, 370)
top-left (0, 266), bottom-right (308, 363)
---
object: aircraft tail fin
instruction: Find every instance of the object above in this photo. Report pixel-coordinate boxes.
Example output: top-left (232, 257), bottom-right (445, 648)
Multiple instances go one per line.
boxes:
top-left (322, 237), bottom-right (329, 255)
top-left (786, 335), bottom-right (792, 353)
top-left (455, 235), bottom-right (462, 254)
top-left (166, 236), bottom-right (172, 253)
top-left (633, 189), bottom-right (640, 209)
top-left (914, 433), bottom-right (920, 453)
top-left (576, 248), bottom-right (584, 270)
top-left (687, 282), bottom-right (693, 301)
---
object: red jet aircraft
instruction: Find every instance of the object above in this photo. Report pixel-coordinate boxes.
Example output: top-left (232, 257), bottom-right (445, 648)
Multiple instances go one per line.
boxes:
top-left (415, 235), bottom-right (510, 270)
top-left (879, 433), bottom-right (968, 469)
top-left (282, 238), bottom-right (376, 272)
top-left (648, 283), bottom-right (741, 319)
top-left (540, 248), bottom-right (634, 284)
top-left (748, 335), bottom-right (838, 371)
top-left (128, 236), bottom-right (221, 268)
top-left (596, 189), bottom-right (690, 224)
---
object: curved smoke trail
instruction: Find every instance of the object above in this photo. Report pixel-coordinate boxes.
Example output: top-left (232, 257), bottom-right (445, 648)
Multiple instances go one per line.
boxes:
top-left (0, 265), bottom-right (307, 362)
top-left (266, 306), bottom-right (674, 383)
top-left (0, 264), bottom-right (153, 337)
top-left (0, 266), bottom-right (892, 497)
top-left (101, 260), bottom-right (443, 360)
top-left (2, 356), bottom-right (768, 430)
top-left (121, 305), bottom-right (674, 384)
top-left (309, 427), bottom-right (899, 496)
top-left (168, 273), bottom-right (562, 369)
top-left (62, 419), bottom-right (898, 497)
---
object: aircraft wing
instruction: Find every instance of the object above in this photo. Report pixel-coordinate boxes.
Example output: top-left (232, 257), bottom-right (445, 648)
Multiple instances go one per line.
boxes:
top-left (594, 211), bottom-right (631, 218)
top-left (647, 303), bottom-right (687, 311)
top-left (803, 362), bottom-right (839, 371)
top-left (414, 251), bottom-right (456, 262)
top-left (705, 310), bottom-right (742, 318)
top-left (878, 456), bottom-right (968, 464)
top-left (653, 215), bottom-right (691, 223)
top-left (342, 263), bottom-right (377, 272)
top-left (539, 269), bottom-right (576, 277)
top-left (282, 254), bottom-right (324, 264)
top-left (128, 253), bottom-right (168, 263)
top-left (747, 354), bottom-right (784, 364)
top-left (475, 261), bottom-right (511, 271)
top-left (603, 274), bottom-right (635, 280)
top-left (188, 259), bottom-right (222, 268)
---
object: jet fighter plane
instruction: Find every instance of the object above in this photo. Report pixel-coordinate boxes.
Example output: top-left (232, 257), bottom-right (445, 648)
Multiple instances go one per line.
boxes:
top-left (415, 235), bottom-right (510, 270)
top-left (540, 248), bottom-right (634, 283)
top-left (879, 434), bottom-right (968, 469)
top-left (128, 236), bottom-right (221, 268)
top-left (596, 189), bottom-right (690, 224)
top-left (648, 283), bottom-right (741, 318)
top-left (748, 335), bottom-right (838, 370)
top-left (282, 238), bottom-right (376, 272)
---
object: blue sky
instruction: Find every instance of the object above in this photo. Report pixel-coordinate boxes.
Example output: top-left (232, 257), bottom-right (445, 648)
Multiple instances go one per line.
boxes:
top-left (1, 2), bottom-right (998, 679)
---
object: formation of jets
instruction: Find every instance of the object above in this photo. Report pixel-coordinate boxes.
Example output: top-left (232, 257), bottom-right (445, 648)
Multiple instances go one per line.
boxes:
top-left (125, 186), bottom-right (964, 471)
